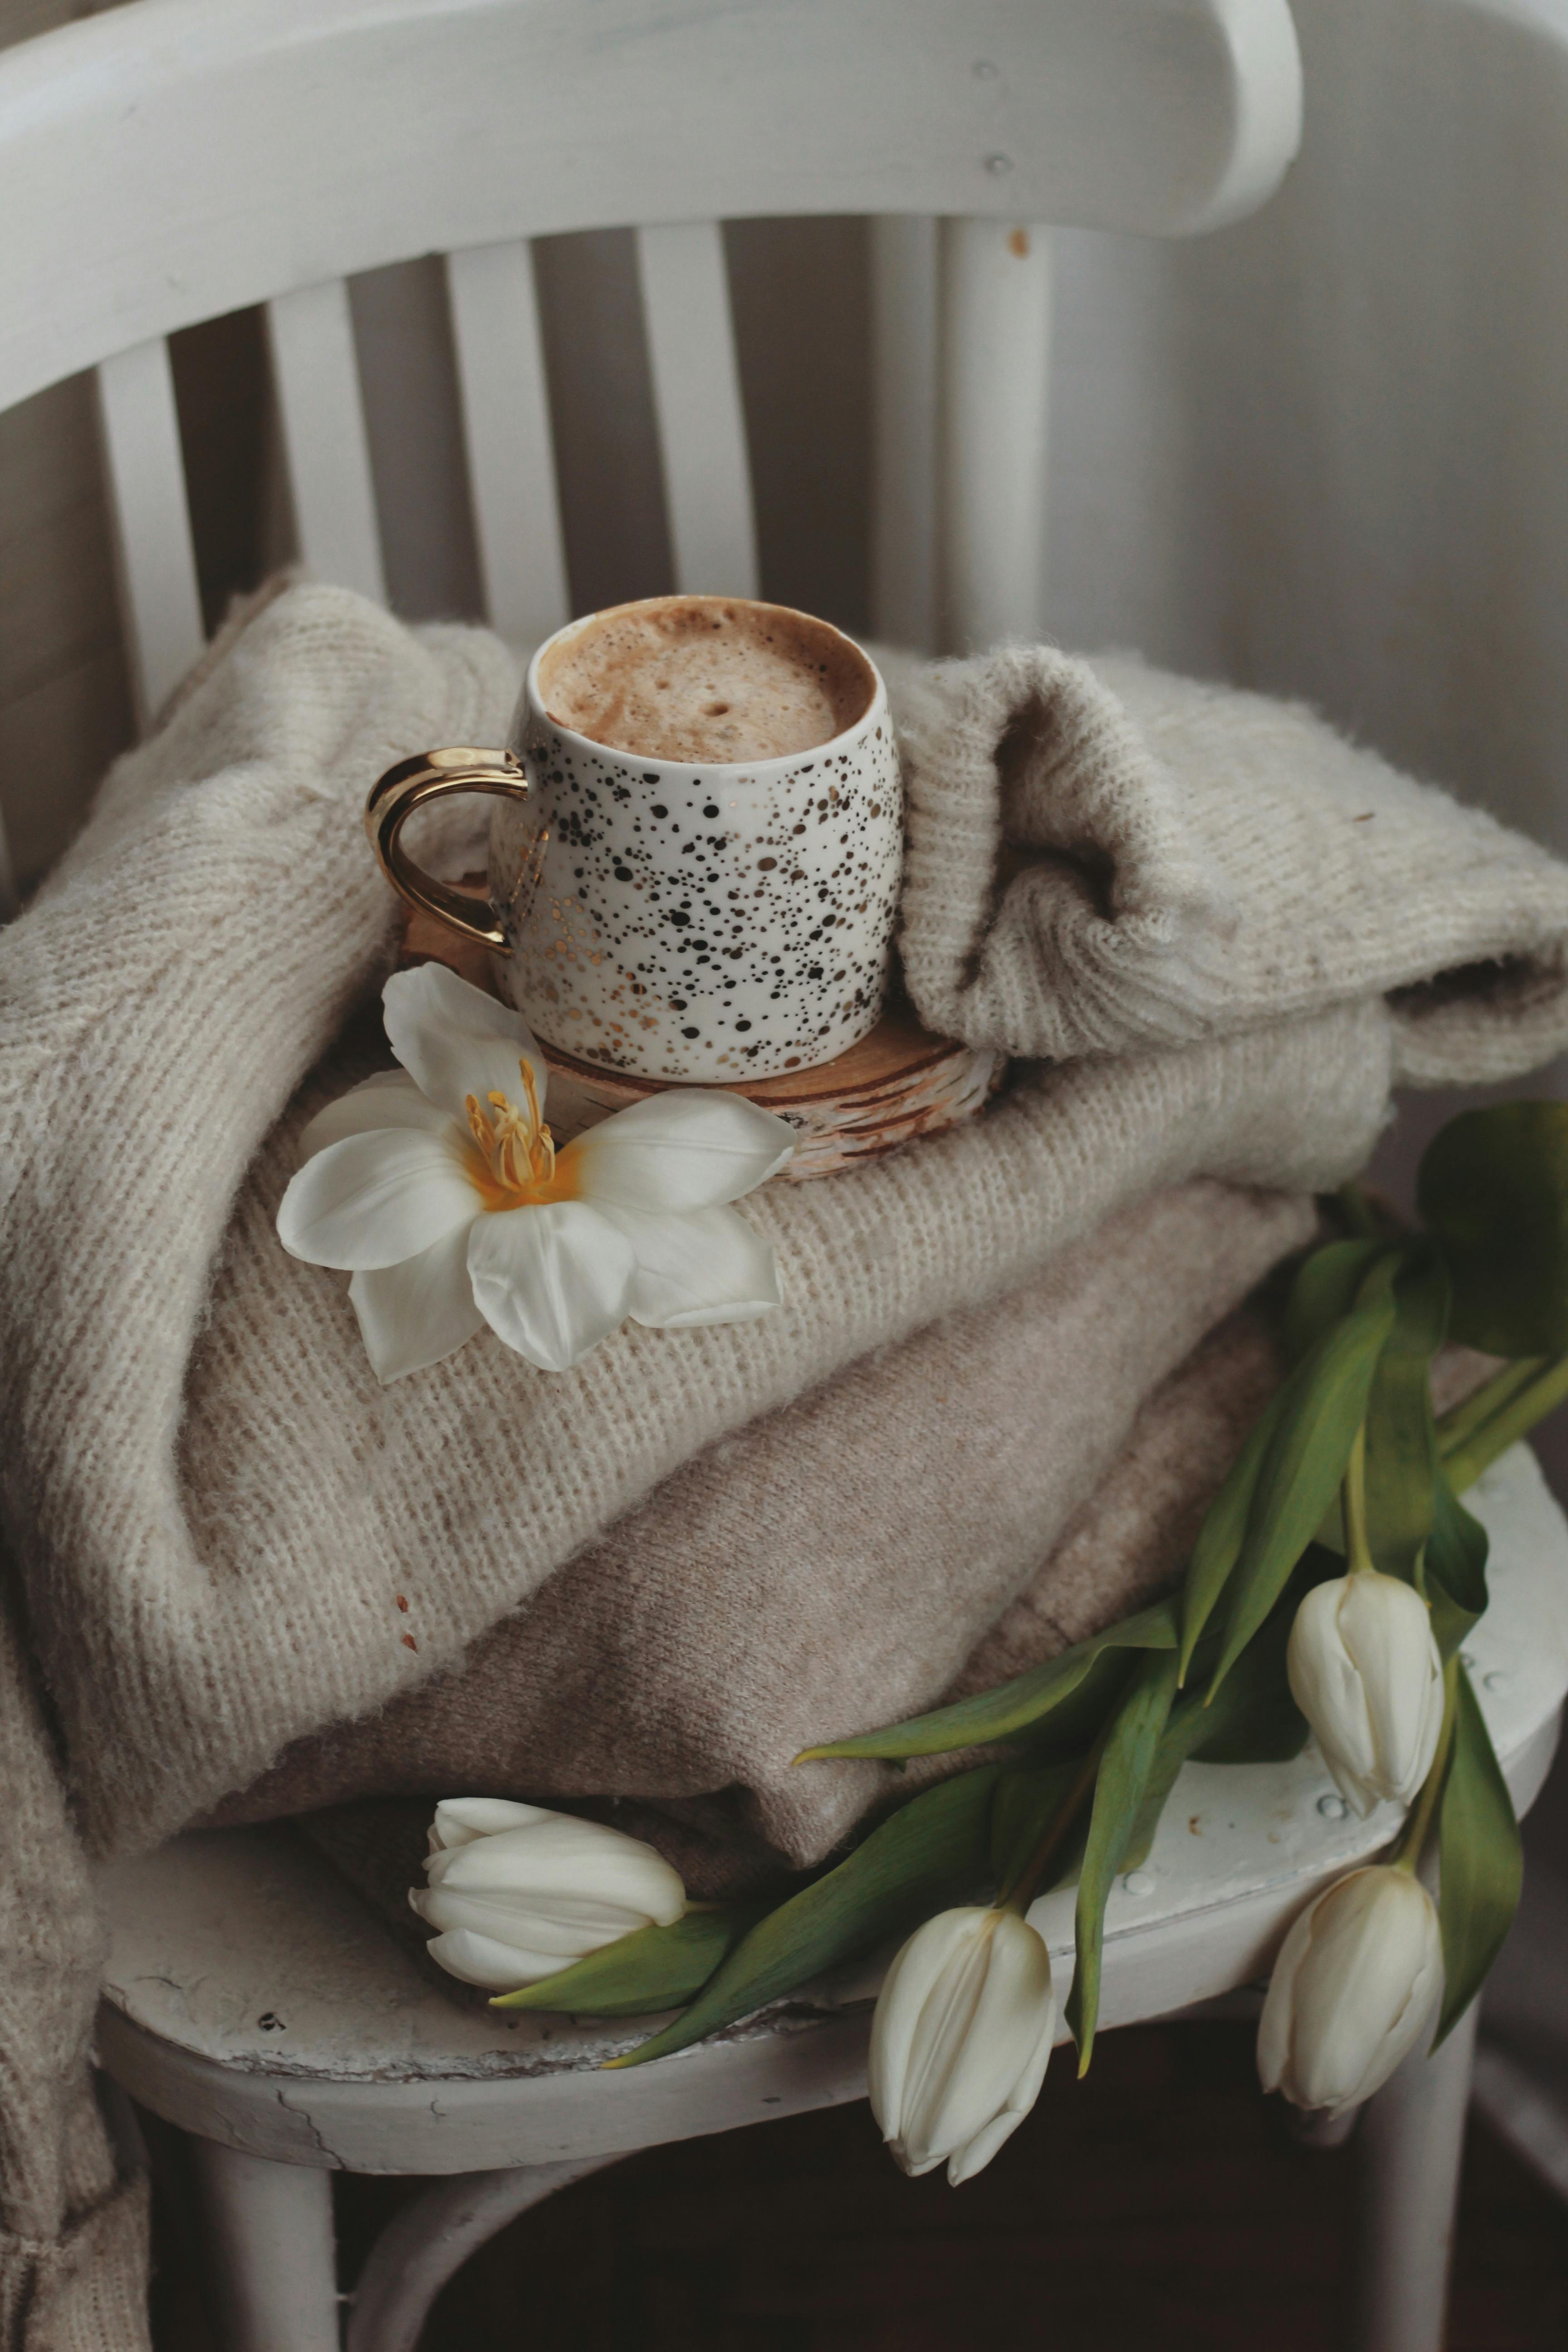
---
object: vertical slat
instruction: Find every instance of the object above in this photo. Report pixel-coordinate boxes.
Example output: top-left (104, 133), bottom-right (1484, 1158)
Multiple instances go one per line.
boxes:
top-left (636, 222), bottom-right (759, 599)
top-left (96, 339), bottom-right (206, 730)
top-left (446, 240), bottom-right (570, 647)
top-left (265, 279), bottom-right (387, 603)
top-left (870, 216), bottom-right (939, 655)
top-left (938, 218), bottom-right (1054, 652)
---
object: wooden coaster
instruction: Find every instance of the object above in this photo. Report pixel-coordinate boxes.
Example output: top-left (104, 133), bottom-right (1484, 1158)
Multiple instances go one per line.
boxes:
top-left (397, 885), bottom-right (1005, 1181)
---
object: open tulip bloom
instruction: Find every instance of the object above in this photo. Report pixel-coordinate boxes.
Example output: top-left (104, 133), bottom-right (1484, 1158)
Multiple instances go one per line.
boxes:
top-left (276, 963), bottom-right (795, 1380)
top-left (410, 1798), bottom-right (688, 1991)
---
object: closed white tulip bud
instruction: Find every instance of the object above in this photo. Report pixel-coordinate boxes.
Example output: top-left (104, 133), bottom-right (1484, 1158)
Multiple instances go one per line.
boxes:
top-left (1287, 1570), bottom-right (1444, 1817)
top-left (408, 1798), bottom-right (686, 1992)
top-left (869, 1906), bottom-right (1057, 2185)
top-left (1258, 1865), bottom-right (1443, 2117)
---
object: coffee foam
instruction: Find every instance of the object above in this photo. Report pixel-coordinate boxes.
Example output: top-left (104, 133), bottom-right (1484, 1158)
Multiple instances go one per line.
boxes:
top-left (538, 596), bottom-right (873, 765)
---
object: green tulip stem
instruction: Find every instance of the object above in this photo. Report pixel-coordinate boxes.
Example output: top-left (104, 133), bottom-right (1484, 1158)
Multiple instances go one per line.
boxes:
top-left (1434, 1360), bottom-right (1545, 1460)
top-left (1394, 1658), bottom-right (1458, 1877)
top-left (1000, 1732), bottom-right (1108, 1917)
top-left (1438, 1353), bottom-right (1568, 1495)
top-left (1336, 1181), bottom-right (1379, 1240)
top-left (1343, 1422), bottom-right (1375, 1578)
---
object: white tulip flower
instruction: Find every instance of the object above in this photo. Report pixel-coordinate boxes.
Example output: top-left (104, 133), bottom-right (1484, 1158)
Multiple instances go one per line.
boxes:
top-left (1258, 1865), bottom-right (1443, 2117)
top-left (869, 1906), bottom-right (1057, 2185)
top-left (277, 962), bottom-right (794, 1380)
top-left (409, 1797), bottom-right (687, 1992)
top-left (1287, 1570), bottom-right (1445, 1816)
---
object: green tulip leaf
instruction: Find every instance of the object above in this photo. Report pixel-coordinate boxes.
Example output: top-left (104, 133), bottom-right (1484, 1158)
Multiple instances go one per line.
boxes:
top-left (795, 1599), bottom-right (1177, 1763)
top-left (1418, 1102), bottom-right (1568, 1356)
top-left (1206, 1257), bottom-right (1400, 1699)
top-left (989, 1756), bottom-right (1093, 1893)
top-left (1424, 1469), bottom-right (1490, 1665)
top-left (1122, 1594), bottom-right (1308, 1874)
top-left (1434, 1664), bottom-right (1522, 2047)
top-left (1184, 1581), bottom-right (1309, 1766)
top-left (1176, 1384), bottom-right (1289, 1683)
top-left (1363, 1254), bottom-right (1449, 1582)
top-left (1064, 1650), bottom-right (1181, 2074)
top-left (610, 1764), bottom-right (1003, 2068)
top-left (1283, 1238), bottom-right (1387, 1364)
top-left (490, 1902), bottom-right (757, 2017)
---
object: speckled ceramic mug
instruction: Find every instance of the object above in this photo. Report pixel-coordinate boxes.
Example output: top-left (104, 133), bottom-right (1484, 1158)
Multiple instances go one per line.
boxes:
top-left (367, 597), bottom-right (904, 1084)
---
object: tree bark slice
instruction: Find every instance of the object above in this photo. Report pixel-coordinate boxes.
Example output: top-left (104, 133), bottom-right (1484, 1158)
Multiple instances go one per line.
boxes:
top-left (398, 887), bottom-right (1005, 1180)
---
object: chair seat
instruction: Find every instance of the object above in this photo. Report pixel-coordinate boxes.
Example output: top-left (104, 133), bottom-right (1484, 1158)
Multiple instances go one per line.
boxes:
top-left (95, 1444), bottom-right (1568, 2177)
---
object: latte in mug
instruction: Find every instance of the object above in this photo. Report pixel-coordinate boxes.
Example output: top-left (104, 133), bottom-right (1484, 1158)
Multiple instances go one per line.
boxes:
top-left (367, 595), bottom-right (904, 1085)
top-left (539, 595), bottom-right (873, 764)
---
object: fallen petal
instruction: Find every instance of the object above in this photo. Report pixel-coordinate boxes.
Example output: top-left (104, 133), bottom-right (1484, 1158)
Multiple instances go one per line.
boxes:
top-left (598, 1202), bottom-right (781, 1327)
top-left (559, 1088), bottom-right (794, 1212)
top-left (349, 1224), bottom-right (486, 1382)
top-left (299, 1069), bottom-right (446, 1162)
top-left (277, 1127), bottom-right (478, 1270)
top-left (383, 961), bottom-right (548, 1124)
top-left (467, 1200), bottom-right (637, 1371)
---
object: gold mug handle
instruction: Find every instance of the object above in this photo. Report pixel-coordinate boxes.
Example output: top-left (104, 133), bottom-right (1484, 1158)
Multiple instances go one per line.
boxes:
top-left (364, 746), bottom-right (531, 954)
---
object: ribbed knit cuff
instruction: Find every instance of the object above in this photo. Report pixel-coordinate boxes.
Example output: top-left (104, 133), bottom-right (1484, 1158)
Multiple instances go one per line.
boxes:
top-left (0, 2174), bottom-right (150, 2352)
top-left (890, 643), bottom-right (1235, 1058)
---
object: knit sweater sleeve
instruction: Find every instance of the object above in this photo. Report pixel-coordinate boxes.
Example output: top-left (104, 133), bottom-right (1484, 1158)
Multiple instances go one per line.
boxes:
top-left (886, 643), bottom-right (1568, 1080)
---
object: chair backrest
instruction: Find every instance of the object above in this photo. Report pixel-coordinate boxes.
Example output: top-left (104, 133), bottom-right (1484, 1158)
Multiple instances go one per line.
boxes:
top-left (0, 0), bottom-right (1301, 861)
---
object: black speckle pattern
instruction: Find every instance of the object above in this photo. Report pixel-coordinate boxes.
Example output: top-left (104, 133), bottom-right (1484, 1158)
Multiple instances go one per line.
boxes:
top-left (489, 706), bottom-right (903, 1082)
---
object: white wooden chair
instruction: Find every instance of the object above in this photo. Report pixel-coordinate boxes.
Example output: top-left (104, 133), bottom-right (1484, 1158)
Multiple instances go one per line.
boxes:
top-left (4, 1), bottom-right (1564, 2345)
top-left (94, 1452), bottom-right (1568, 2352)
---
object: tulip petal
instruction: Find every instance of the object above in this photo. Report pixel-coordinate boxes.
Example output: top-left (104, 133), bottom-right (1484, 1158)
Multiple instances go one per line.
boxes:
top-left (946, 2105), bottom-right (1028, 2187)
top-left (557, 1089), bottom-right (794, 1211)
top-left (1288, 1579), bottom-right (1382, 1815)
top-left (348, 1225), bottom-right (486, 1382)
top-left (1260, 1867), bottom-right (1441, 2116)
top-left (466, 1202), bottom-right (637, 1371)
top-left (426, 1818), bottom-right (685, 1924)
top-left (1337, 1575), bottom-right (1444, 1807)
top-left (421, 1925), bottom-right (573, 1990)
top-left (382, 961), bottom-right (548, 1124)
top-left (430, 1798), bottom-right (553, 1852)
top-left (277, 1128), bottom-right (479, 1269)
top-left (946, 1965), bottom-right (1057, 2185)
top-left (909, 1913), bottom-right (1054, 2171)
top-left (594, 1203), bottom-right (781, 1328)
top-left (1291, 1872), bottom-right (1440, 2113)
top-left (299, 1069), bottom-right (450, 1161)
top-left (1257, 1898), bottom-right (1314, 2097)
top-left (414, 1885), bottom-right (650, 1955)
top-left (870, 1909), bottom-right (982, 2147)
top-left (1288, 1574), bottom-right (1445, 1816)
top-left (411, 1806), bottom-right (687, 1990)
top-left (870, 1908), bottom-right (1055, 2182)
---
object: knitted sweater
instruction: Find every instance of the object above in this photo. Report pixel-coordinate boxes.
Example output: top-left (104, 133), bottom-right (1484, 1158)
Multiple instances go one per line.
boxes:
top-left (5, 583), bottom-right (1568, 2344)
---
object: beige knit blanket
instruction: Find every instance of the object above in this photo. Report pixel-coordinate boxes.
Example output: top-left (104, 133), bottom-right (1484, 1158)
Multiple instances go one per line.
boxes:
top-left (6, 583), bottom-right (1568, 2343)
top-left (220, 1181), bottom-right (1310, 1885)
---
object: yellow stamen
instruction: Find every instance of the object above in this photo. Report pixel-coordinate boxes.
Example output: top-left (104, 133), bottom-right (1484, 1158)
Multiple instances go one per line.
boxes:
top-left (463, 1056), bottom-right (569, 1210)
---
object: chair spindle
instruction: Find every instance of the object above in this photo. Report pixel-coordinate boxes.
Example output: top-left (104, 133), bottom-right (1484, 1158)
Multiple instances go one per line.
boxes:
top-left (938, 217), bottom-right (1054, 653)
top-left (95, 338), bottom-right (206, 731)
top-left (636, 221), bottom-right (759, 601)
top-left (265, 279), bottom-right (387, 607)
top-left (446, 239), bottom-right (570, 651)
